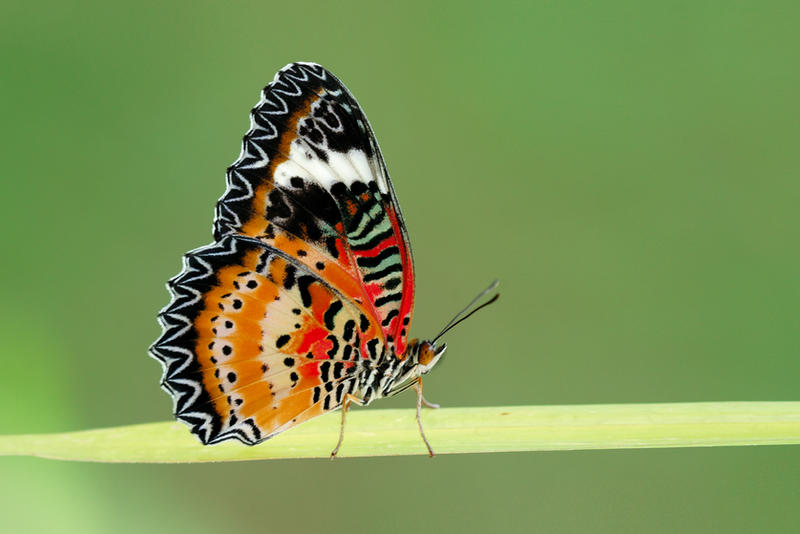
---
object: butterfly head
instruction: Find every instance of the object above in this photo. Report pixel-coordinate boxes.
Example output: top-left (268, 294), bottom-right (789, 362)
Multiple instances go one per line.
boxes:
top-left (416, 340), bottom-right (447, 374)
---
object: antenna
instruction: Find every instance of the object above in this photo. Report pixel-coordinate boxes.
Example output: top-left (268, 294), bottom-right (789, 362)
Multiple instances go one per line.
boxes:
top-left (432, 280), bottom-right (500, 344)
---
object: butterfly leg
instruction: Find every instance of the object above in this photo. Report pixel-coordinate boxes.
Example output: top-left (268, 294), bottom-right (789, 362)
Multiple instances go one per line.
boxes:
top-left (413, 377), bottom-right (435, 457)
top-left (330, 394), bottom-right (364, 459)
top-left (330, 396), bottom-right (352, 459)
top-left (420, 394), bottom-right (440, 410)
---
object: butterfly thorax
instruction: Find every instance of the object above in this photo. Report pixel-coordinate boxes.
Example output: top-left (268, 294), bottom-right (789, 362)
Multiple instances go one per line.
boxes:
top-left (354, 338), bottom-right (446, 405)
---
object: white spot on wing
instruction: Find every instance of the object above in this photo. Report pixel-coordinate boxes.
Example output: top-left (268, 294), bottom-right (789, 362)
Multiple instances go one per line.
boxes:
top-left (347, 149), bottom-right (387, 194)
top-left (273, 142), bottom-right (387, 193)
top-left (326, 150), bottom-right (363, 185)
top-left (291, 140), bottom-right (338, 186)
top-left (274, 159), bottom-right (315, 186)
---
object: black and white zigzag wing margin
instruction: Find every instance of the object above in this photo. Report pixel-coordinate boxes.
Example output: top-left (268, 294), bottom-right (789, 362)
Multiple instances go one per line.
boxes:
top-left (149, 238), bottom-right (251, 444)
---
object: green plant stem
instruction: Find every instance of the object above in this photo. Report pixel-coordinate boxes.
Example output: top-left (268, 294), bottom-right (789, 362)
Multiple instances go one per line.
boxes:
top-left (2, 402), bottom-right (799, 463)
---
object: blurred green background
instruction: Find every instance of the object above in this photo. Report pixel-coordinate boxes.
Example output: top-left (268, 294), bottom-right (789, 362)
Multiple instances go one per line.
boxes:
top-left (2, 0), bottom-right (799, 532)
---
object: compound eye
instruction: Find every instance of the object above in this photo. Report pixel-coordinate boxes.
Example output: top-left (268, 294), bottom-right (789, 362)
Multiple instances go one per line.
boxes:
top-left (418, 342), bottom-right (436, 366)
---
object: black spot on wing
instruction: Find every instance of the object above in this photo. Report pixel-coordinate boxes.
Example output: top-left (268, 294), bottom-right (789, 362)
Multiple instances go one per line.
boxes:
top-left (296, 275), bottom-right (316, 307)
top-left (342, 344), bottom-right (353, 360)
top-left (374, 292), bottom-right (402, 307)
top-left (326, 335), bottom-right (340, 358)
top-left (383, 277), bottom-right (402, 291)
top-left (283, 264), bottom-right (297, 290)
top-left (325, 236), bottom-right (340, 258)
top-left (359, 313), bottom-right (370, 333)
top-left (381, 309), bottom-right (399, 327)
top-left (323, 300), bottom-right (343, 329)
top-left (333, 361), bottom-right (344, 379)
top-left (320, 361), bottom-right (331, 382)
top-left (366, 338), bottom-right (380, 359)
top-left (342, 319), bottom-right (355, 342)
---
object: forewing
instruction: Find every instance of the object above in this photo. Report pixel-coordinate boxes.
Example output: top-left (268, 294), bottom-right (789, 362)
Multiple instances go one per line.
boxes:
top-left (213, 62), bottom-right (414, 355)
top-left (150, 236), bottom-right (383, 445)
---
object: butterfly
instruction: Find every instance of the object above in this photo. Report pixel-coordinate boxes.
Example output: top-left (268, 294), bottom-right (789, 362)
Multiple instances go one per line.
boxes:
top-left (150, 62), bottom-right (497, 457)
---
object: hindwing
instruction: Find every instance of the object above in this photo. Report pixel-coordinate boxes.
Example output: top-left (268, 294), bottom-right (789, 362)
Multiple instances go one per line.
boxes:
top-left (152, 236), bottom-right (383, 444)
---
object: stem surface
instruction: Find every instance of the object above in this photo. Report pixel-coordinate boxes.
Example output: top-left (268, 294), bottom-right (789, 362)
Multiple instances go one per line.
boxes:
top-left (2, 402), bottom-right (799, 463)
